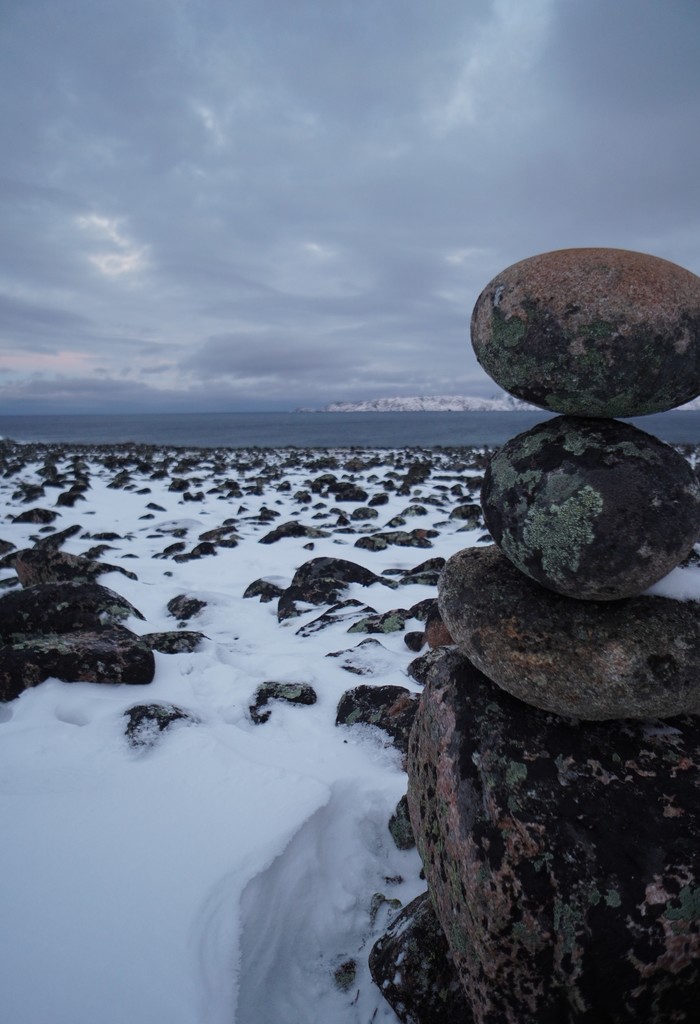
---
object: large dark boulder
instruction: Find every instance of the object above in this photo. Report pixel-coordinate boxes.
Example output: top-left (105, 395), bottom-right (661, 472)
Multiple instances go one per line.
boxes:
top-left (481, 417), bottom-right (700, 600)
top-left (0, 626), bottom-right (155, 702)
top-left (471, 247), bottom-right (700, 417)
top-left (369, 891), bottom-right (469, 1024)
top-left (277, 556), bottom-right (392, 622)
top-left (407, 648), bottom-right (700, 1023)
top-left (439, 545), bottom-right (700, 719)
top-left (0, 580), bottom-right (144, 641)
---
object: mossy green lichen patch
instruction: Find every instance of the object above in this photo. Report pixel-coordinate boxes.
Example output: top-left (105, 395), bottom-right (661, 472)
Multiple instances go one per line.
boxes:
top-left (519, 484), bottom-right (603, 583)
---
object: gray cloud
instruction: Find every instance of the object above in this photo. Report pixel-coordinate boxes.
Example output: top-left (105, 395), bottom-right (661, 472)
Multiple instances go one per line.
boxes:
top-left (1, 0), bottom-right (699, 412)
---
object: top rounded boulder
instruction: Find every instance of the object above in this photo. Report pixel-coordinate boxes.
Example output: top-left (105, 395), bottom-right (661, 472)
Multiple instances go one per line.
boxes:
top-left (471, 248), bottom-right (700, 417)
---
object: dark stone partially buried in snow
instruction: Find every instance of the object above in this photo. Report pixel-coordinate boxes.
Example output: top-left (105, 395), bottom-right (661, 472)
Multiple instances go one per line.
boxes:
top-left (14, 546), bottom-right (138, 587)
top-left (243, 578), bottom-right (285, 603)
top-left (0, 626), bottom-right (156, 702)
top-left (369, 891), bottom-right (468, 1024)
top-left (0, 580), bottom-right (144, 641)
top-left (438, 545), bottom-right (700, 719)
top-left (140, 631), bottom-right (207, 654)
top-left (481, 416), bottom-right (700, 600)
top-left (277, 556), bottom-right (393, 622)
top-left (249, 682), bottom-right (317, 724)
top-left (347, 608), bottom-right (411, 634)
top-left (11, 507), bottom-right (60, 524)
top-left (331, 481), bottom-right (368, 503)
top-left (471, 247), bottom-right (700, 416)
top-left (258, 521), bottom-right (329, 544)
top-left (335, 684), bottom-right (418, 755)
top-left (407, 647), bottom-right (700, 1023)
top-left (30, 524), bottom-right (82, 550)
top-left (295, 600), bottom-right (376, 637)
top-left (325, 637), bottom-right (390, 676)
top-left (397, 557), bottom-right (446, 588)
top-left (354, 529), bottom-right (438, 552)
top-left (449, 503), bottom-right (482, 527)
top-left (124, 702), bottom-right (199, 748)
top-left (166, 594), bottom-right (207, 623)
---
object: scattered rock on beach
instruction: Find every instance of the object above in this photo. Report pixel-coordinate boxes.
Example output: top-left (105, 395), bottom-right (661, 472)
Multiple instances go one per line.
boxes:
top-left (388, 794), bottom-right (415, 851)
top-left (242, 578), bottom-right (285, 603)
top-left (336, 684), bottom-right (418, 756)
top-left (11, 507), bottom-right (60, 524)
top-left (369, 891), bottom-right (468, 1024)
top-left (0, 626), bottom-right (156, 702)
top-left (249, 682), bottom-right (318, 724)
top-left (0, 580), bottom-right (144, 640)
top-left (15, 546), bottom-right (138, 586)
top-left (277, 556), bottom-right (393, 622)
top-left (259, 521), bottom-right (329, 544)
top-left (140, 631), bottom-right (207, 654)
top-left (166, 594), bottom-right (207, 623)
top-left (124, 702), bottom-right (199, 749)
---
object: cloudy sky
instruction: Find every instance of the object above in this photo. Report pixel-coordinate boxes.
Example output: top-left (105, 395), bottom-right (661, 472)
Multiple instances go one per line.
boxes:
top-left (2, 0), bottom-right (699, 413)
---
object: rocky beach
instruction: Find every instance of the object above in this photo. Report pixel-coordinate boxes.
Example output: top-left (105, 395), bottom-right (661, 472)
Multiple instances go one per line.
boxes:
top-left (0, 436), bottom-right (495, 1024)
top-left (1, 429), bottom-right (699, 1023)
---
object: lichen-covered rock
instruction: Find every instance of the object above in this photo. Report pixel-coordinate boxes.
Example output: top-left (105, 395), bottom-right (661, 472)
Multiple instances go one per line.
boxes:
top-left (249, 681), bottom-right (317, 724)
top-left (439, 545), bottom-right (700, 719)
top-left (388, 794), bottom-right (416, 851)
top-left (369, 891), bottom-right (469, 1024)
top-left (124, 702), bottom-right (198, 748)
top-left (347, 608), bottom-right (411, 634)
top-left (471, 248), bottom-right (700, 417)
top-left (0, 626), bottom-right (156, 702)
top-left (481, 416), bottom-right (700, 600)
top-left (14, 546), bottom-right (137, 586)
top-left (408, 647), bottom-right (700, 1023)
top-left (277, 556), bottom-right (393, 622)
top-left (354, 529), bottom-right (438, 552)
top-left (0, 580), bottom-right (144, 641)
top-left (140, 631), bottom-right (206, 654)
top-left (336, 684), bottom-right (418, 755)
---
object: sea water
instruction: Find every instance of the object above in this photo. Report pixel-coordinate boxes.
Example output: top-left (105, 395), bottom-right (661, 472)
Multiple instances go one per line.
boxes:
top-left (1, 410), bottom-right (700, 448)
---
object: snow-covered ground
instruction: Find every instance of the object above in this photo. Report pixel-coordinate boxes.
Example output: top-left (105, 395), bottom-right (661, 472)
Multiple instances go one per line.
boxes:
top-left (1, 441), bottom-right (699, 1024)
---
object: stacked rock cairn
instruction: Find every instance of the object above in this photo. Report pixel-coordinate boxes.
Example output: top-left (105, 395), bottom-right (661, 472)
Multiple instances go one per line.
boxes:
top-left (406, 249), bottom-right (700, 1022)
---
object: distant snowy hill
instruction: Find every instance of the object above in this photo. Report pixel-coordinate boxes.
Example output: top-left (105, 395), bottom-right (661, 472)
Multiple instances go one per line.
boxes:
top-left (305, 394), bottom-right (700, 413)
top-left (306, 395), bottom-right (537, 413)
